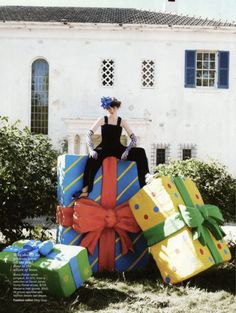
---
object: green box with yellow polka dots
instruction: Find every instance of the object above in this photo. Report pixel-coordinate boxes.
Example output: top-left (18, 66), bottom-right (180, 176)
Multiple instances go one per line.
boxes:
top-left (0, 240), bottom-right (92, 297)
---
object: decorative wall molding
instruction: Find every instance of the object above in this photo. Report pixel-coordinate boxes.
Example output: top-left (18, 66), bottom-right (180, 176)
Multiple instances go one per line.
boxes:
top-left (63, 117), bottom-right (152, 158)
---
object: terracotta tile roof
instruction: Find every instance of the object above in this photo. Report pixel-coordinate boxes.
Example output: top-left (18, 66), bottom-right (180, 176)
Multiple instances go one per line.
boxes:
top-left (0, 6), bottom-right (235, 27)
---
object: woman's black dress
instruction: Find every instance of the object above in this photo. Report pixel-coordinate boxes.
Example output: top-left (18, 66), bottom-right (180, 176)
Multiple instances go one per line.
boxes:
top-left (83, 116), bottom-right (149, 192)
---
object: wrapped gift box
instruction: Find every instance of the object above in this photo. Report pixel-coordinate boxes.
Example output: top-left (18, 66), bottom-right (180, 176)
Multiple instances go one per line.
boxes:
top-left (57, 154), bottom-right (88, 207)
top-left (57, 155), bottom-right (149, 272)
top-left (0, 239), bottom-right (92, 298)
top-left (57, 226), bottom-right (148, 272)
top-left (57, 154), bottom-right (142, 207)
top-left (129, 176), bottom-right (231, 284)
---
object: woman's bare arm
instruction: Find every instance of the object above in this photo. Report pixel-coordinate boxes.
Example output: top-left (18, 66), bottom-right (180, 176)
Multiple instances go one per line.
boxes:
top-left (90, 116), bottom-right (104, 133)
top-left (121, 119), bottom-right (137, 159)
top-left (86, 117), bottom-right (104, 158)
top-left (121, 119), bottom-right (133, 137)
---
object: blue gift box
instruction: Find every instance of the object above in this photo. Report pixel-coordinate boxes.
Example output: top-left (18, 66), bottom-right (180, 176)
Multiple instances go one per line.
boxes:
top-left (56, 154), bottom-right (149, 272)
top-left (57, 154), bottom-right (88, 207)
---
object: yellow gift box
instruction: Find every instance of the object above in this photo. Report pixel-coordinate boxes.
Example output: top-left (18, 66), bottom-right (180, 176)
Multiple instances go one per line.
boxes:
top-left (129, 176), bottom-right (231, 284)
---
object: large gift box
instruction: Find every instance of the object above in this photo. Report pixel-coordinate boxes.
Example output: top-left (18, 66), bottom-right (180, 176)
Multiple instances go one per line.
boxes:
top-left (57, 155), bottom-right (149, 272)
top-left (129, 176), bottom-right (231, 284)
top-left (57, 154), bottom-right (88, 207)
top-left (0, 239), bottom-right (92, 297)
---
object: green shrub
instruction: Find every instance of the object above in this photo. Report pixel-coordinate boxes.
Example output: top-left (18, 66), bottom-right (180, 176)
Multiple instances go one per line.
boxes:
top-left (154, 158), bottom-right (236, 221)
top-left (0, 116), bottom-right (59, 243)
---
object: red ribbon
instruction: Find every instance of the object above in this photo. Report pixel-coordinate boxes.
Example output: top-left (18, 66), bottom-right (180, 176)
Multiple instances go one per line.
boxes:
top-left (73, 156), bottom-right (140, 272)
top-left (56, 206), bottom-right (74, 226)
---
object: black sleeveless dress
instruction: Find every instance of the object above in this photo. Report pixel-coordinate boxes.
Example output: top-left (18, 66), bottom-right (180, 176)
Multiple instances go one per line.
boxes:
top-left (95, 116), bottom-right (126, 157)
top-left (83, 116), bottom-right (149, 192)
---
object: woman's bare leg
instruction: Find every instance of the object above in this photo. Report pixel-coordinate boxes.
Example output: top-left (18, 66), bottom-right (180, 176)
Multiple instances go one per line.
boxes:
top-left (79, 185), bottom-right (89, 198)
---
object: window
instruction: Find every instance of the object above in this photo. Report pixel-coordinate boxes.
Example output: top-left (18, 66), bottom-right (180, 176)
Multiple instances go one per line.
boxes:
top-left (156, 148), bottom-right (166, 165)
top-left (182, 149), bottom-right (192, 160)
top-left (179, 144), bottom-right (197, 160)
top-left (196, 52), bottom-right (216, 87)
top-left (31, 59), bottom-right (49, 134)
top-left (101, 59), bottom-right (115, 87)
top-left (151, 143), bottom-right (170, 171)
top-left (141, 60), bottom-right (155, 88)
top-left (185, 50), bottom-right (229, 89)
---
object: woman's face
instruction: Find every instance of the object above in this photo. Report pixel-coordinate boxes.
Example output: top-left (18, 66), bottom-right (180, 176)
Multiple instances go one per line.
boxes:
top-left (107, 106), bottom-right (118, 114)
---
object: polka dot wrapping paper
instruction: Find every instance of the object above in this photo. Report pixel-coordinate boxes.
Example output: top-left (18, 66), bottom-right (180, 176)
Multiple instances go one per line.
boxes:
top-left (0, 240), bottom-right (92, 298)
top-left (129, 176), bottom-right (231, 284)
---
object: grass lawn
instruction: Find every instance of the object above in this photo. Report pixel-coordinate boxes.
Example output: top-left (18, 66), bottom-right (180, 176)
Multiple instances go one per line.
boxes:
top-left (0, 245), bottom-right (235, 313)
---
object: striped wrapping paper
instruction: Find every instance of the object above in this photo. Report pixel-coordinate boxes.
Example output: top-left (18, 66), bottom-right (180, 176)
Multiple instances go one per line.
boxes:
top-left (57, 154), bottom-right (88, 207)
top-left (56, 154), bottom-right (149, 272)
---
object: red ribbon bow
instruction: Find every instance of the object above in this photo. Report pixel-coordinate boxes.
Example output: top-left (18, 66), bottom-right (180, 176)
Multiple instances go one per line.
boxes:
top-left (56, 206), bottom-right (73, 226)
top-left (73, 156), bottom-right (140, 272)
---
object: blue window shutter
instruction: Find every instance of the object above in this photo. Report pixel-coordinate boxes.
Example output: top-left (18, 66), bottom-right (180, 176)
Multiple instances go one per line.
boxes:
top-left (218, 51), bottom-right (229, 89)
top-left (185, 50), bottom-right (196, 88)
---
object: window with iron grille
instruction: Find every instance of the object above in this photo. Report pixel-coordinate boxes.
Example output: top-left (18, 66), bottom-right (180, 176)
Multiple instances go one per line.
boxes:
top-left (141, 60), bottom-right (155, 88)
top-left (182, 149), bottom-right (192, 160)
top-left (156, 148), bottom-right (166, 165)
top-left (101, 59), bottom-right (115, 87)
top-left (151, 144), bottom-right (170, 172)
top-left (31, 59), bottom-right (49, 134)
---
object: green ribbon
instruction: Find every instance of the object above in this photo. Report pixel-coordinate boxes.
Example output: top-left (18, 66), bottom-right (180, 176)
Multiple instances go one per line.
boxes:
top-left (143, 176), bottom-right (226, 264)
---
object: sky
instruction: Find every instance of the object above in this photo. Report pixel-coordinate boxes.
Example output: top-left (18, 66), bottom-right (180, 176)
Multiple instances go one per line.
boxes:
top-left (0, 0), bottom-right (235, 22)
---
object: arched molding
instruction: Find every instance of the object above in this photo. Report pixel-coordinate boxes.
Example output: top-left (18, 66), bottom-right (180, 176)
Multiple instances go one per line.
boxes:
top-left (63, 117), bottom-right (152, 160)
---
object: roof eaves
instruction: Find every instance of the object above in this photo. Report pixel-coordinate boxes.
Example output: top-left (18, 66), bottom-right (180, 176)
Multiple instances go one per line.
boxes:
top-left (0, 19), bottom-right (236, 33)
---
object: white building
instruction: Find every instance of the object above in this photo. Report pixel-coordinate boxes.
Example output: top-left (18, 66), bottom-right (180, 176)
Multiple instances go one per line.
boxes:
top-left (0, 5), bottom-right (235, 176)
top-left (162, 0), bottom-right (236, 23)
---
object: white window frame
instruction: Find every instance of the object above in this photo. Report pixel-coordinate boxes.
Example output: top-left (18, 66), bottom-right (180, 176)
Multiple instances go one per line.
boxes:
top-left (196, 50), bottom-right (218, 88)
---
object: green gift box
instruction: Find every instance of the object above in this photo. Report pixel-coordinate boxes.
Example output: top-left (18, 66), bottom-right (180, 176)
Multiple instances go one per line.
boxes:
top-left (0, 239), bottom-right (92, 298)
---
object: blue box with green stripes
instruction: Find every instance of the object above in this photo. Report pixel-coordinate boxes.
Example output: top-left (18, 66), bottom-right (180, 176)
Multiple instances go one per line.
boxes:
top-left (57, 154), bottom-right (149, 272)
top-left (57, 154), bottom-right (88, 207)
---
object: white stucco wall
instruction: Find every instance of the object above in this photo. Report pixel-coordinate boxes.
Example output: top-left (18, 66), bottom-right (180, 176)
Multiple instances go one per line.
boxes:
top-left (0, 22), bottom-right (235, 176)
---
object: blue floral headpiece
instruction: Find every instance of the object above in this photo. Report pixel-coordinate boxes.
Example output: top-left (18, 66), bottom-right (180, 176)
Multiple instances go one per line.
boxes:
top-left (101, 96), bottom-right (112, 109)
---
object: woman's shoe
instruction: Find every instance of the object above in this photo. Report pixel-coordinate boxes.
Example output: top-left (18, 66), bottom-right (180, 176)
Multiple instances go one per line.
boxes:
top-left (72, 190), bottom-right (88, 200)
top-left (145, 173), bottom-right (154, 184)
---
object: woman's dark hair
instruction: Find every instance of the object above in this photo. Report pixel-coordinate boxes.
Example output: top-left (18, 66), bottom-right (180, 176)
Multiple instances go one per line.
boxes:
top-left (110, 97), bottom-right (121, 108)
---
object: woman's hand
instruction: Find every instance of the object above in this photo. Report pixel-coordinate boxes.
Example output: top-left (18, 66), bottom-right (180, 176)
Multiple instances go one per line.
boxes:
top-left (89, 150), bottom-right (98, 159)
top-left (121, 149), bottom-right (129, 160)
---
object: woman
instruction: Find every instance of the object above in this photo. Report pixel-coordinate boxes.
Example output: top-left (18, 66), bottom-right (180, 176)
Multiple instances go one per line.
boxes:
top-left (73, 97), bottom-right (152, 198)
